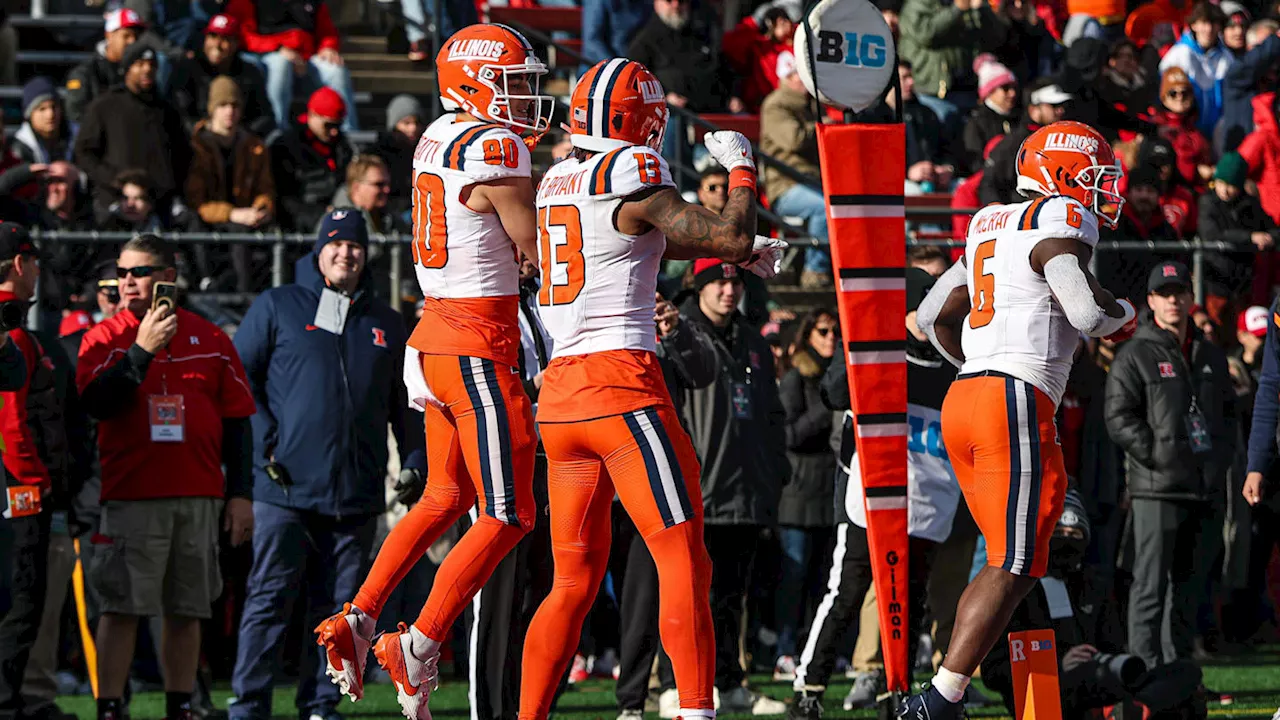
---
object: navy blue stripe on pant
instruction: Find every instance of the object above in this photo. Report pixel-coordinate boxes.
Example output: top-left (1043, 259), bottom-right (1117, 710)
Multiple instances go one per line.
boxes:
top-left (229, 503), bottom-right (375, 720)
top-left (480, 360), bottom-right (518, 526)
top-left (1001, 376), bottom-right (1022, 573)
top-left (459, 358), bottom-right (498, 519)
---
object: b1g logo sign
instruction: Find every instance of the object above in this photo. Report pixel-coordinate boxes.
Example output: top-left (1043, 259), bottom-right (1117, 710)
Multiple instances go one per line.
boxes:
top-left (793, 0), bottom-right (895, 111)
top-left (814, 30), bottom-right (888, 69)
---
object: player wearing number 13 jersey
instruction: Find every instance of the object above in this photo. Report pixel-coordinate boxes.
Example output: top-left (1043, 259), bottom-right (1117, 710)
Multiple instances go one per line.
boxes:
top-left (517, 58), bottom-right (785, 720)
top-left (905, 121), bottom-right (1138, 720)
top-left (316, 23), bottom-right (553, 720)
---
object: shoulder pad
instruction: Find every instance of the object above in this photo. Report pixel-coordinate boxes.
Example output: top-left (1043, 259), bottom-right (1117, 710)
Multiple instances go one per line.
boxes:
top-left (1016, 195), bottom-right (1099, 248)
top-left (588, 145), bottom-right (674, 198)
top-left (443, 124), bottom-right (531, 180)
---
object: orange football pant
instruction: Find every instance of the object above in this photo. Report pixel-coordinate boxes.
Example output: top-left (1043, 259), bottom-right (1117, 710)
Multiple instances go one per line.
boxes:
top-left (352, 354), bottom-right (535, 639)
top-left (941, 372), bottom-right (1067, 579)
top-left (518, 405), bottom-right (715, 719)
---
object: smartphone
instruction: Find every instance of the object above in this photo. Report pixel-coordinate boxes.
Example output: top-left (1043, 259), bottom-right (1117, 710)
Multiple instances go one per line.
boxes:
top-left (152, 281), bottom-right (178, 314)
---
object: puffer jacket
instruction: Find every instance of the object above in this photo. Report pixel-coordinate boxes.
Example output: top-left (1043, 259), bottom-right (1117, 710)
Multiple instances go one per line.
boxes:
top-left (268, 115), bottom-right (355, 231)
top-left (678, 296), bottom-right (789, 526)
top-left (777, 348), bottom-right (835, 527)
top-left (1150, 107), bottom-right (1211, 189)
top-left (1239, 92), bottom-right (1280, 224)
top-left (1104, 319), bottom-right (1235, 500)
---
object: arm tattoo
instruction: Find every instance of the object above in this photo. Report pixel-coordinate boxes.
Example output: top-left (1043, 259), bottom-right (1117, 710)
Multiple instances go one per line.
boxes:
top-left (644, 187), bottom-right (755, 262)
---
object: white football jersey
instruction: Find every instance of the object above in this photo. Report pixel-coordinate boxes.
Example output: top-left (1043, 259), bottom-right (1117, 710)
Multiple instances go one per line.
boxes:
top-left (959, 194), bottom-right (1099, 406)
top-left (534, 144), bottom-right (675, 358)
top-left (410, 113), bottom-right (530, 300)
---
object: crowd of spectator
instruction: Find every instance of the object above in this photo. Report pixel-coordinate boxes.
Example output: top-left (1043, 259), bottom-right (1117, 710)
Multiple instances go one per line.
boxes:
top-left (2, 0), bottom-right (1280, 720)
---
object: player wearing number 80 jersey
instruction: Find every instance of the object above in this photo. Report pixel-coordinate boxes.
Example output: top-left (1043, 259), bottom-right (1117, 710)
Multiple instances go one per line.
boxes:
top-left (517, 58), bottom-right (786, 720)
top-left (317, 23), bottom-right (550, 720)
top-left (903, 121), bottom-right (1137, 720)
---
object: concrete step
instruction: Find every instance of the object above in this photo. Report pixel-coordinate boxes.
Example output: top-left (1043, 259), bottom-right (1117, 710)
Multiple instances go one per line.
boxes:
top-left (351, 69), bottom-right (438, 95)
top-left (344, 36), bottom-right (390, 54)
top-left (343, 52), bottom-right (420, 73)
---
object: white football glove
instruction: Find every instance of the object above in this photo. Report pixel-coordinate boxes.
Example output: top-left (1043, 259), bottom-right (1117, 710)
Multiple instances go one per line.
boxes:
top-left (741, 236), bottom-right (788, 278)
top-left (703, 130), bottom-right (756, 173)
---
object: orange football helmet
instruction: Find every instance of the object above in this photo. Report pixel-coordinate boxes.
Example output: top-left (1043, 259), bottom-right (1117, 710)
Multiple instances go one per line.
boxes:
top-left (435, 23), bottom-right (553, 134)
top-left (569, 59), bottom-right (670, 153)
top-left (1016, 121), bottom-right (1125, 228)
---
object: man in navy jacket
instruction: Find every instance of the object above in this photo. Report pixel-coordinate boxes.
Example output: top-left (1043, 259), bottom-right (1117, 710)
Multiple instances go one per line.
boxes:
top-left (228, 209), bottom-right (426, 720)
top-left (1218, 28), bottom-right (1280, 155)
top-left (1245, 296), bottom-right (1280, 506)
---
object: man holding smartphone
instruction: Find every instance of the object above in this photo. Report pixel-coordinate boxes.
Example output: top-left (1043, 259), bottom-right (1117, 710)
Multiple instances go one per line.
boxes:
top-left (76, 234), bottom-right (256, 720)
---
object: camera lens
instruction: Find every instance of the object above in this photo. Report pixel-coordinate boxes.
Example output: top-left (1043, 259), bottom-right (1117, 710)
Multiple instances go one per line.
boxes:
top-left (1096, 653), bottom-right (1146, 689)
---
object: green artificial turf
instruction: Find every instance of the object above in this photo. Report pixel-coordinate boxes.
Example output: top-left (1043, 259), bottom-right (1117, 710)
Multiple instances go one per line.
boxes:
top-left (54, 652), bottom-right (1280, 720)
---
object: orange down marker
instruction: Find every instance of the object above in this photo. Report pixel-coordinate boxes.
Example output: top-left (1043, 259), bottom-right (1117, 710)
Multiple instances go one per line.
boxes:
top-left (1008, 629), bottom-right (1063, 720)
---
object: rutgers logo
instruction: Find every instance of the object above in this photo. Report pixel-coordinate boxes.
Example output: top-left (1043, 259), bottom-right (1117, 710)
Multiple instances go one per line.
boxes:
top-left (448, 38), bottom-right (506, 61)
top-left (371, 327), bottom-right (388, 348)
top-left (1042, 132), bottom-right (1100, 156)
top-left (1158, 362), bottom-right (1176, 378)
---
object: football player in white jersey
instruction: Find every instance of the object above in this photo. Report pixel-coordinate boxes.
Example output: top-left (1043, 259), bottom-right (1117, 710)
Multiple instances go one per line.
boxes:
top-left (316, 23), bottom-right (553, 720)
top-left (908, 121), bottom-right (1138, 720)
top-left (515, 58), bottom-right (784, 720)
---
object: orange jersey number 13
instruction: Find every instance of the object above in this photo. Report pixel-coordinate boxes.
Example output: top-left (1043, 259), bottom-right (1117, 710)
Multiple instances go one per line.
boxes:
top-left (412, 171), bottom-right (448, 269)
top-left (970, 239), bottom-right (997, 329)
top-left (538, 205), bottom-right (585, 306)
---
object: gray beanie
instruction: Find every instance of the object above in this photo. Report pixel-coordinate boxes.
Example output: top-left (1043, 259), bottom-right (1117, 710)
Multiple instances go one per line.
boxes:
top-left (386, 94), bottom-right (424, 132)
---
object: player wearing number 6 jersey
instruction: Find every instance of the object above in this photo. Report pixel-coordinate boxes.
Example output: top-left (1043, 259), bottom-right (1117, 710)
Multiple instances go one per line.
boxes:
top-left (516, 58), bottom-right (785, 720)
top-left (906, 121), bottom-right (1138, 720)
top-left (315, 23), bottom-right (553, 720)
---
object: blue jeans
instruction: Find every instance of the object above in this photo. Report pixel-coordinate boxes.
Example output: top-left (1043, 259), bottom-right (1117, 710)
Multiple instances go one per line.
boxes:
top-left (775, 526), bottom-right (826, 658)
top-left (771, 183), bottom-right (831, 273)
top-left (246, 51), bottom-right (359, 132)
top-left (401, 0), bottom-right (478, 44)
top-left (228, 502), bottom-right (376, 720)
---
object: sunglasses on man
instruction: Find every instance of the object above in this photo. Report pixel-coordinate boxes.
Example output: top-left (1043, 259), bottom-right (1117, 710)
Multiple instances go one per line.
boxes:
top-left (116, 265), bottom-right (168, 279)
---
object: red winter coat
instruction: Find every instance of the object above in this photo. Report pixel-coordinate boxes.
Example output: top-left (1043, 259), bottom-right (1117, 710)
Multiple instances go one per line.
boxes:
top-left (723, 17), bottom-right (792, 113)
top-left (224, 0), bottom-right (340, 59)
top-left (1151, 108), bottom-right (1210, 190)
top-left (1239, 92), bottom-right (1280, 224)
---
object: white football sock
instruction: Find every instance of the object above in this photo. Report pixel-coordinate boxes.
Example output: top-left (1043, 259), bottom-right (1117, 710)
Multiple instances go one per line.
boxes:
top-left (932, 667), bottom-right (970, 704)
top-left (408, 625), bottom-right (441, 660)
top-left (349, 604), bottom-right (376, 634)
top-left (678, 709), bottom-right (715, 719)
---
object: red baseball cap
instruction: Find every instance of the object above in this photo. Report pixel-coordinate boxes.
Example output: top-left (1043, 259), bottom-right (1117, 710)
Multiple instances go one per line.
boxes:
top-left (205, 14), bottom-right (240, 38)
top-left (105, 8), bottom-right (147, 33)
top-left (1239, 305), bottom-right (1269, 338)
top-left (307, 87), bottom-right (347, 121)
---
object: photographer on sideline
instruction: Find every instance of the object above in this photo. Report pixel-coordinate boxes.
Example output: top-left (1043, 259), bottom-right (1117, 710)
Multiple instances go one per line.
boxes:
top-left (0, 222), bottom-right (70, 720)
top-left (979, 492), bottom-right (1206, 720)
top-left (76, 234), bottom-right (256, 720)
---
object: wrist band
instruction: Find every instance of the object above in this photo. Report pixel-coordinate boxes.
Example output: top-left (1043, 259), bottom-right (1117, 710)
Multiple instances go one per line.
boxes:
top-left (729, 167), bottom-right (757, 192)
